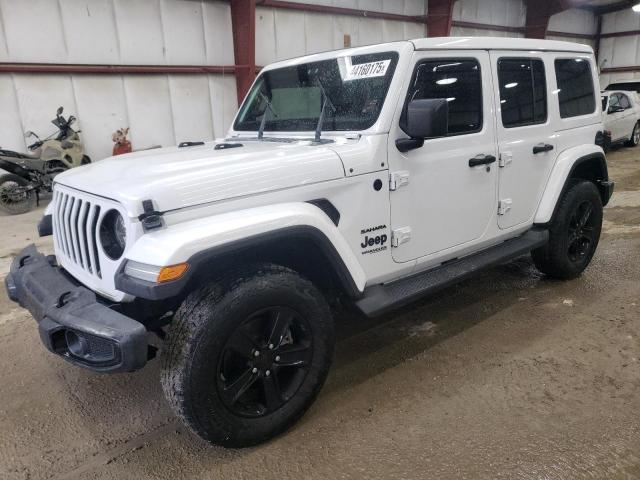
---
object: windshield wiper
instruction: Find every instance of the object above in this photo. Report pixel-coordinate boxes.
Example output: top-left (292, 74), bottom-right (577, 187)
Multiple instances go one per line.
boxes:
top-left (314, 79), bottom-right (336, 143)
top-left (258, 92), bottom-right (277, 140)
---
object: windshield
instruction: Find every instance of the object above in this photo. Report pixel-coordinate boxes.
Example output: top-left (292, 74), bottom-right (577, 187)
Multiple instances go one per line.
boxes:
top-left (234, 51), bottom-right (399, 133)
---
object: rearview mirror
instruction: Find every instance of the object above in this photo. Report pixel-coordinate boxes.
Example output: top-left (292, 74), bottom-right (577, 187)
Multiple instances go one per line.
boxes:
top-left (56, 106), bottom-right (63, 115)
top-left (397, 98), bottom-right (449, 152)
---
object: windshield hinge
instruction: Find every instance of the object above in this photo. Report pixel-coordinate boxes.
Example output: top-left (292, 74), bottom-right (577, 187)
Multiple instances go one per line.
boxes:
top-left (389, 171), bottom-right (410, 191)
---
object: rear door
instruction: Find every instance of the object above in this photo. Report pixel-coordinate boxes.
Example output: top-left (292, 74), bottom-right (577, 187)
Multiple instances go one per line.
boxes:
top-left (490, 52), bottom-right (557, 230)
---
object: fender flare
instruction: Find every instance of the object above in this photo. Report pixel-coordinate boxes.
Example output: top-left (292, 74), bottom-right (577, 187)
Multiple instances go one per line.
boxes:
top-left (534, 146), bottom-right (610, 224)
top-left (116, 203), bottom-right (366, 301)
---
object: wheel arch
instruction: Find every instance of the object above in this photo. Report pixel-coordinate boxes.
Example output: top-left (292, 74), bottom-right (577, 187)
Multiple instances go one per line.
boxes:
top-left (535, 146), bottom-right (612, 225)
top-left (117, 203), bottom-right (366, 303)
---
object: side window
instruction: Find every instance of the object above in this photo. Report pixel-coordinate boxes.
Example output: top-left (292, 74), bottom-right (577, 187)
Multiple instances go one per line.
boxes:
top-left (497, 58), bottom-right (547, 127)
top-left (609, 93), bottom-right (620, 110)
top-left (620, 94), bottom-right (631, 109)
top-left (555, 58), bottom-right (596, 118)
top-left (405, 59), bottom-right (482, 136)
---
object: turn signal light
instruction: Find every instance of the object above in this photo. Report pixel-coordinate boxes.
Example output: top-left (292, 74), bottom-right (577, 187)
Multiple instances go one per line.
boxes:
top-left (157, 263), bottom-right (189, 283)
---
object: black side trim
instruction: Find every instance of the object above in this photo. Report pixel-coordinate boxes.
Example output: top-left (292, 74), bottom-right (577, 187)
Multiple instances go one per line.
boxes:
top-left (356, 229), bottom-right (549, 317)
top-left (115, 225), bottom-right (361, 301)
top-left (178, 141), bottom-right (205, 148)
top-left (307, 199), bottom-right (340, 226)
top-left (37, 214), bottom-right (53, 237)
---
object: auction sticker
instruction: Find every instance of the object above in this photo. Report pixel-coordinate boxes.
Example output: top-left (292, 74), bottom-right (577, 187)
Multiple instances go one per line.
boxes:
top-left (345, 59), bottom-right (391, 81)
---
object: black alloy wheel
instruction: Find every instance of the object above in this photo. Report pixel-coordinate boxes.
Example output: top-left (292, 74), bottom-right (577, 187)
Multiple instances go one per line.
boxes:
top-left (567, 200), bottom-right (597, 263)
top-left (217, 306), bottom-right (313, 418)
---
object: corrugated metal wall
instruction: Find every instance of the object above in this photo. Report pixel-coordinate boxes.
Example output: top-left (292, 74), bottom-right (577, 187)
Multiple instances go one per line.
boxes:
top-left (546, 8), bottom-right (597, 49)
top-left (256, 0), bottom-right (426, 66)
top-left (0, 0), bottom-right (236, 161)
top-left (452, 0), bottom-right (525, 37)
top-left (599, 10), bottom-right (640, 87)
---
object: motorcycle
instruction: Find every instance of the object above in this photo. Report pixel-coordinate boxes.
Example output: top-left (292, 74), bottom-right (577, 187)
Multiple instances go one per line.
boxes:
top-left (0, 106), bottom-right (90, 215)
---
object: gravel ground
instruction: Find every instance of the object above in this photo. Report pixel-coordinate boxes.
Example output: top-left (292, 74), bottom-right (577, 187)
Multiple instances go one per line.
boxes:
top-left (0, 147), bottom-right (639, 480)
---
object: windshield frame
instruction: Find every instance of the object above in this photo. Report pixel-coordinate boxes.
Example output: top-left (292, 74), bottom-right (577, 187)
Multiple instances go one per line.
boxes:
top-left (230, 45), bottom-right (408, 138)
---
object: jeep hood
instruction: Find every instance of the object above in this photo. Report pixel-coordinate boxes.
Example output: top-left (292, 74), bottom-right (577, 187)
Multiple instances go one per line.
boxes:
top-left (55, 140), bottom-right (345, 215)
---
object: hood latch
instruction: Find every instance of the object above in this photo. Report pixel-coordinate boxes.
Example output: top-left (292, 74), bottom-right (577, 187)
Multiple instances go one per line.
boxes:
top-left (138, 199), bottom-right (164, 232)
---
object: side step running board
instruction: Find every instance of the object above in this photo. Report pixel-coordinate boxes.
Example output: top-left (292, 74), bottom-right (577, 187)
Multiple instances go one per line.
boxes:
top-left (355, 229), bottom-right (549, 317)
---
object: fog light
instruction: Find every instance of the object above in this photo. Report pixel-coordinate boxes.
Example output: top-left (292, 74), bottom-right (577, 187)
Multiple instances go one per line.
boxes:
top-left (65, 330), bottom-right (89, 357)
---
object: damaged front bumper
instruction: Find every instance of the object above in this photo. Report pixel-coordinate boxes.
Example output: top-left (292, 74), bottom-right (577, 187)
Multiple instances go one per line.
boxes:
top-left (5, 245), bottom-right (148, 373)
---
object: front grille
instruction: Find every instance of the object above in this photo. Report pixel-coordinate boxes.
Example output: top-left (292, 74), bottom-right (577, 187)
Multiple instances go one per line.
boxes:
top-left (52, 188), bottom-right (102, 278)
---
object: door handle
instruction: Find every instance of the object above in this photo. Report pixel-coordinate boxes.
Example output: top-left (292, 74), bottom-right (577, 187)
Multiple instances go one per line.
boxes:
top-left (468, 154), bottom-right (497, 167)
top-left (533, 143), bottom-right (554, 154)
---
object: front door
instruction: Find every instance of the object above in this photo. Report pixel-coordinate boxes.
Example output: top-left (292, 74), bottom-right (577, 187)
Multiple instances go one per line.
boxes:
top-left (490, 52), bottom-right (557, 229)
top-left (388, 51), bottom-right (498, 263)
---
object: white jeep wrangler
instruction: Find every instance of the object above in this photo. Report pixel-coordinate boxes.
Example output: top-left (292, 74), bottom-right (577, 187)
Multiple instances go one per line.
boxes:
top-left (6, 37), bottom-right (614, 447)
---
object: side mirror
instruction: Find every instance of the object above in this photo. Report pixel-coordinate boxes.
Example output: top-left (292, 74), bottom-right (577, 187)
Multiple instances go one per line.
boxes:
top-left (24, 131), bottom-right (34, 138)
top-left (56, 106), bottom-right (64, 115)
top-left (397, 98), bottom-right (449, 152)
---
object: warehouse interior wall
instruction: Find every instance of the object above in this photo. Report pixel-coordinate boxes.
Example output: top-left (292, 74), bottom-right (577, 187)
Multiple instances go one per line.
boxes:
top-left (0, 0), bottom-right (237, 161)
top-left (0, 0), bottom-right (620, 163)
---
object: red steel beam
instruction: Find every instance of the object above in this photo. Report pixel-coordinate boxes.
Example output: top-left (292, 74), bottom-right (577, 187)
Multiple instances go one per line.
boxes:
top-left (524, 0), bottom-right (565, 39)
top-left (231, 0), bottom-right (257, 104)
top-left (426, 0), bottom-right (454, 37)
top-left (256, 0), bottom-right (426, 23)
top-left (0, 63), bottom-right (236, 74)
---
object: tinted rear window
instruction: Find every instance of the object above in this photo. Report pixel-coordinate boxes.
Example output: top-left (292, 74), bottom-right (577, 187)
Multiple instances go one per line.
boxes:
top-left (497, 58), bottom-right (547, 128)
top-left (555, 58), bottom-right (596, 118)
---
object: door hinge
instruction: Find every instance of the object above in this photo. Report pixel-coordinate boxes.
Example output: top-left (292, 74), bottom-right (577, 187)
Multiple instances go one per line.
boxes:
top-left (391, 227), bottom-right (412, 247)
top-left (499, 152), bottom-right (513, 168)
top-left (498, 199), bottom-right (512, 216)
top-left (389, 171), bottom-right (410, 191)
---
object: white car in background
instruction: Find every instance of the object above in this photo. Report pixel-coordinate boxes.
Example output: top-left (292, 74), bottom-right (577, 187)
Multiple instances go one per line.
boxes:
top-left (601, 90), bottom-right (640, 149)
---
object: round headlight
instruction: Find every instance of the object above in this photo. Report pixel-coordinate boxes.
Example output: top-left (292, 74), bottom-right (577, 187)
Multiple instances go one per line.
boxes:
top-left (99, 209), bottom-right (126, 260)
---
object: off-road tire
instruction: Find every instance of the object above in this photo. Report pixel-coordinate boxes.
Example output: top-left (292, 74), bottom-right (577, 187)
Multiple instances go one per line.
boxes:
top-left (0, 173), bottom-right (36, 215)
top-left (532, 180), bottom-right (603, 279)
top-left (161, 263), bottom-right (334, 447)
top-left (627, 122), bottom-right (640, 147)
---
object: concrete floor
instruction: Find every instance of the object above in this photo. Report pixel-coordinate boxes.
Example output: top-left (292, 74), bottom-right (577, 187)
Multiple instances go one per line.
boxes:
top-left (1, 148), bottom-right (639, 480)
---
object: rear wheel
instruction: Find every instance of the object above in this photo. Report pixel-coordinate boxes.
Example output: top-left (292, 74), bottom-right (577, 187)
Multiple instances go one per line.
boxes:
top-left (0, 174), bottom-right (36, 215)
top-left (532, 180), bottom-right (603, 279)
top-left (161, 263), bottom-right (334, 447)
top-left (627, 122), bottom-right (640, 147)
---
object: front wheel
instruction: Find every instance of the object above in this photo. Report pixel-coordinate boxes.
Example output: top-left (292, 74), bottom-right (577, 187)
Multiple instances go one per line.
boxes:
top-left (161, 263), bottom-right (334, 447)
top-left (0, 173), bottom-right (36, 215)
top-left (532, 180), bottom-right (603, 279)
top-left (80, 155), bottom-right (91, 165)
top-left (627, 122), bottom-right (640, 147)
